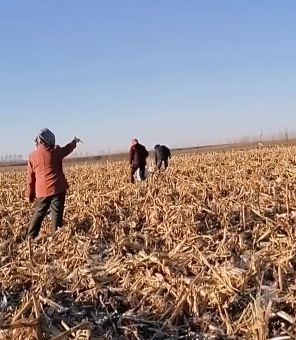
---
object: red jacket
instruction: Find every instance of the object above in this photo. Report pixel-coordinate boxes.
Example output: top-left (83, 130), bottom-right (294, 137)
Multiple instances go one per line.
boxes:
top-left (129, 143), bottom-right (149, 167)
top-left (27, 141), bottom-right (77, 199)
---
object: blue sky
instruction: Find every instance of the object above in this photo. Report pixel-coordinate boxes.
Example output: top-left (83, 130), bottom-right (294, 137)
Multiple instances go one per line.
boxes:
top-left (0, 0), bottom-right (295, 157)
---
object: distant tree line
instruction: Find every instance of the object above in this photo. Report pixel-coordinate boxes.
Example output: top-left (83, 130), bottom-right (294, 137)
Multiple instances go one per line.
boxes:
top-left (1, 129), bottom-right (295, 164)
top-left (235, 128), bottom-right (295, 145)
top-left (0, 152), bottom-right (106, 163)
top-left (0, 154), bottom-right (23, 163)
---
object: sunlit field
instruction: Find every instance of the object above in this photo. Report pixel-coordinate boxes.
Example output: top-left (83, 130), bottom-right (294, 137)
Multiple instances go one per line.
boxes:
top-left (1, 146), bottom-right (296, 339)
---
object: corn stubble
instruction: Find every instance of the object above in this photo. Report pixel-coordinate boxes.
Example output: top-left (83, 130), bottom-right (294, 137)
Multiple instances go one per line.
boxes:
top-left (1, 146), bottom-right (296, 339)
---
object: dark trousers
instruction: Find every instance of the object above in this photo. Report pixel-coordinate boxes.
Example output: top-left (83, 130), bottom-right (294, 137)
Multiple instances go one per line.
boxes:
top-left (157, 158), bottom-right (168, 170)
top-left (131, 164), bottom-right (146, 183)
top-left (27, 192), bottom-right (66, 239)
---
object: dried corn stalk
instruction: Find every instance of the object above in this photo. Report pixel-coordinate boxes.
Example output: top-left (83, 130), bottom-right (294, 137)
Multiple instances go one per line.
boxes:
top-left (0, 145), bottom-right (296, 338)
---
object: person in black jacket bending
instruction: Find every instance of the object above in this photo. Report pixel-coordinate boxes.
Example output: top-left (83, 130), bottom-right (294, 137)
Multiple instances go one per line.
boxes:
top-left (154, 144), bottom-right (171, 170)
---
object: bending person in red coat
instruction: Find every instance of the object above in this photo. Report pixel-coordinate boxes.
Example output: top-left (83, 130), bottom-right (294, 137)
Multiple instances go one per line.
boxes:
top-left (26, 128), bottom-right (82, 239)
top-left (129, 139), bottom-right (149, 183)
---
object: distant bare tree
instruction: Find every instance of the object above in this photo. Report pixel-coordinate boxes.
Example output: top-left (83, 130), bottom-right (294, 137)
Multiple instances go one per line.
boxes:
top-left (285, 129), bottom-right (289, 143)
top-left (259, 128), bottom-right (263, 144)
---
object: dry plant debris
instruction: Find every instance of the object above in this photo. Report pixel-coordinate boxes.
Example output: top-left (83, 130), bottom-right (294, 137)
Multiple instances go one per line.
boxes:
top-left (1, 145), bottom-right (296, 339)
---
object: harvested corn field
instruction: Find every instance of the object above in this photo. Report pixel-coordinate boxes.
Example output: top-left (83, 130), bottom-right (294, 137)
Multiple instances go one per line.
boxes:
top-left (1, 145), bottom-right (296, 339)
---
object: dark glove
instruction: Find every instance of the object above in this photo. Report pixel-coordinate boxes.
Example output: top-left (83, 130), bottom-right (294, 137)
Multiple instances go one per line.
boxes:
top-left (73, 136), bottom-right (83, 143)
top-left (28, 194), bottom-right (35, 203)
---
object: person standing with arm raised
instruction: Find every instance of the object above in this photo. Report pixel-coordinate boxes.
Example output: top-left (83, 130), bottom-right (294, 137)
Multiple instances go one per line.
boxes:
top-left (26, 128), bottom-right (82, 239)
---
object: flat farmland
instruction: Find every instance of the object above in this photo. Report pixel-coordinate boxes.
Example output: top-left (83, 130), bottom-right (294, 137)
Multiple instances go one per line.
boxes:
top-left (1, 145), bottom-right (296, 339)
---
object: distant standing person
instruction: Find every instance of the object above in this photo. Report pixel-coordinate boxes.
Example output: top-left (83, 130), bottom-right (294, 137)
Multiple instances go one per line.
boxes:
top-left (154, 144), bottom-right (171, 170)
top-left (26, 128), bottom-right (82, 239)
top-left (129, 139), bottom-right (149, 183)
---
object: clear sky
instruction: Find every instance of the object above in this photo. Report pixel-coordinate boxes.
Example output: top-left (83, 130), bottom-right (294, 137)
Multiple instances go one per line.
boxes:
top-left (0, 0), bottom-right (295, 157)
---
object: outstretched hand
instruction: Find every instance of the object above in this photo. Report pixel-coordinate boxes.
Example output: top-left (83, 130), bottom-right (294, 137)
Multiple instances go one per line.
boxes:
top-left (74, 136), bottom-right (83, 143)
